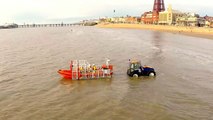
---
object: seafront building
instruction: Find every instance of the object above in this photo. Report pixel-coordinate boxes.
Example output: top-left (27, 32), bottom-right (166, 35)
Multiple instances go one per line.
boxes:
top-left (176, 13), bottom-right (200, 26)
top-left (111, 17), bottom-right (126, 23)
top-left (141, 12), bottom-right (154, 24)
top-left (158, 5), bottom-right (183, 25)
top-left (204, 16), bottom-right (213, 27)
top-left (125, 16), bottom-right (141, 24)
top-left (99, 16), bottom-right (140, 24)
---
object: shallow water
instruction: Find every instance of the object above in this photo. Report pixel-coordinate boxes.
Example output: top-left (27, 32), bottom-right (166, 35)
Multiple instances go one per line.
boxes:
top-left (0, 26), bottom-right (213, 120)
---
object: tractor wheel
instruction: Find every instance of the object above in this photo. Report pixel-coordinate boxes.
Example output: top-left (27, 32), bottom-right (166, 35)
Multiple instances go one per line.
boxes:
top-left (148, 72), bottom-right (155, 77)
top-left (133, 74), bottom-right (139, 77)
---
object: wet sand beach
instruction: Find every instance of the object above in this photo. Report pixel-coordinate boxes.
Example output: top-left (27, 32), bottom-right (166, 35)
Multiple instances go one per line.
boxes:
top-left (97, 23), bottom-right (213, 40)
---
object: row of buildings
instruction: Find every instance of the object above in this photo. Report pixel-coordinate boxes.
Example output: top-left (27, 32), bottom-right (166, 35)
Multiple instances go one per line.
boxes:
top-left (99, 1), bottom-right (213, 28)
top-left (147, 4), bottom-right (212, 27)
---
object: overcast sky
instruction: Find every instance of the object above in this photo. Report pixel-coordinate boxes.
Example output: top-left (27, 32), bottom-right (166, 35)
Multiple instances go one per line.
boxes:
top-left (0, 0), bottom-right (212, 24)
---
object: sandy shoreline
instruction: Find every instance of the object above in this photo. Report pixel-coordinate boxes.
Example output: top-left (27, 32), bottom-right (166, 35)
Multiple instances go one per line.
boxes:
top-left (96, 23), bottom-right (213, 40)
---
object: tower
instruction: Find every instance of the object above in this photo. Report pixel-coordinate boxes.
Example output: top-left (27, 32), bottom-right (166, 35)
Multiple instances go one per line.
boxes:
top-left (152, 0), bottom-right (165, 23)
top-left (153, 0), bottom-right (165, 13)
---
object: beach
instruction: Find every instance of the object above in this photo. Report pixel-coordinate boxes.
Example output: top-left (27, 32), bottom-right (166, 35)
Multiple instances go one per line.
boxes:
top-left (97, 23), bottom-right (213, 40)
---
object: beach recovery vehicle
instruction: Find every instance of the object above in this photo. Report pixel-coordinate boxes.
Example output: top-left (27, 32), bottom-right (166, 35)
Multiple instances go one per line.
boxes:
top-left (58, 59), bottom-right (113, 80)
top-left (127, 59), bottom-right (156, 77)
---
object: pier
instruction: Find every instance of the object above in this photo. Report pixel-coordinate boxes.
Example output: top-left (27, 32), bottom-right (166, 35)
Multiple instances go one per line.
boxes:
top-left (18, 23), bottom-right (83, 28)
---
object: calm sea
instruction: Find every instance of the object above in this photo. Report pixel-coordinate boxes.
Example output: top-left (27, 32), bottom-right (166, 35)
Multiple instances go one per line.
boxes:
top-left (0, 26), bottom-right (213, 120)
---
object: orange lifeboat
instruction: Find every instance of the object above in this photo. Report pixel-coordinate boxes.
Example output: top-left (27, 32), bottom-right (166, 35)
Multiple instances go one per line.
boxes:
top-left (58, 59), bottom-right (113, 80)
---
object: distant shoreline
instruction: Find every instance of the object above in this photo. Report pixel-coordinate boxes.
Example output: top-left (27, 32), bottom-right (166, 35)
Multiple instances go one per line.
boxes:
top-left (96, 23), bottom-right (213, 40)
